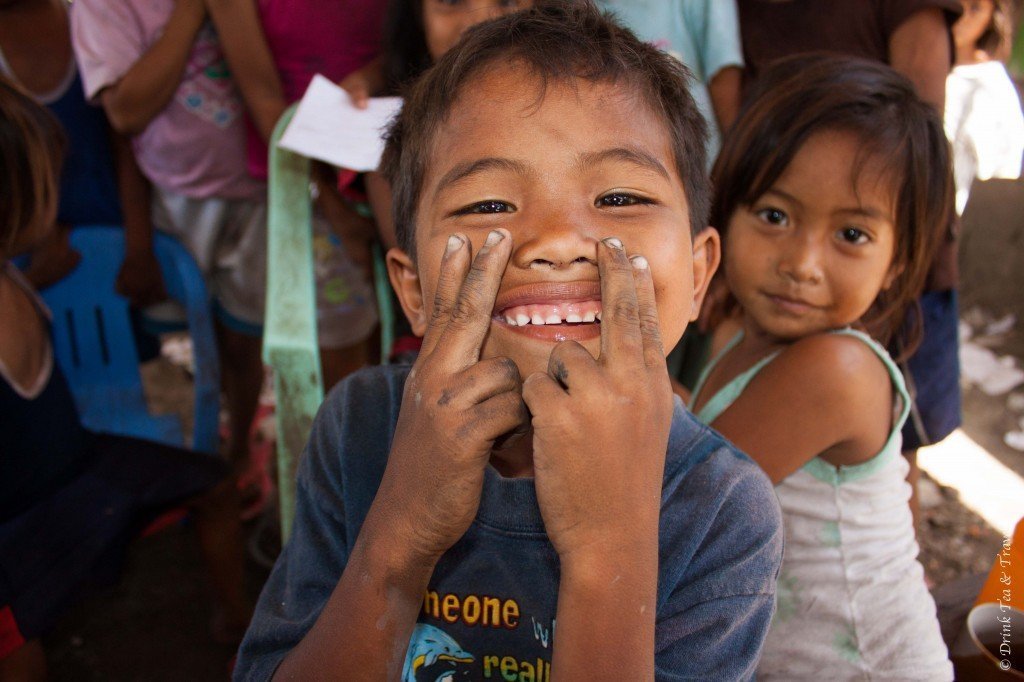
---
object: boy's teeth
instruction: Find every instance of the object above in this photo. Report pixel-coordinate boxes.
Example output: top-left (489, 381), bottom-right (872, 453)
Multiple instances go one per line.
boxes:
top-left (500, 300), bottom-right (603, 326)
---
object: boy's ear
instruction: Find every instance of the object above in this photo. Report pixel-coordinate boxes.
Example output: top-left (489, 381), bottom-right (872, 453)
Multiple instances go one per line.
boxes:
top-left (689, 227), bottom-right (722, 321)
top-left (386, 247), bottom-right (428, 337)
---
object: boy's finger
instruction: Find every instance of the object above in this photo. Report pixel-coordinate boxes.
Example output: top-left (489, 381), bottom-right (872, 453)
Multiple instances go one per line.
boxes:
top-left (546, 340), bottom-right (598, 391)
top-left (466, 390), bottom-right (531, 446)
top-left (436, 229), bottom-right (512, 365)
top-left (629, 255), bottom-right (666, 368)
top-left (446, 356), bottom-right (522, 408)
top-left (420, 234), bottom-right (471, 356)
top-left (597, 237), bottom-right (644, 364)
top-left (521, 371), bottom-right (568, 412)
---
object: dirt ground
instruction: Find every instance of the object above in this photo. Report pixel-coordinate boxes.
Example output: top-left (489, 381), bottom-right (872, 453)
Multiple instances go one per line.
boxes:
top-left (36, 175), bottom-right (1023, 680)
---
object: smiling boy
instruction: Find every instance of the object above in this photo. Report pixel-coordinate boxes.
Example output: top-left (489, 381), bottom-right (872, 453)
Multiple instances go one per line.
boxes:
top-left (235, 4), bottom-right (782, 681)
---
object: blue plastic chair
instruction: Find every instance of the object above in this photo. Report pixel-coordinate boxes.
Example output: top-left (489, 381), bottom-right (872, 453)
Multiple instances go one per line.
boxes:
top-left (39, 225), bottom-right (221, 453)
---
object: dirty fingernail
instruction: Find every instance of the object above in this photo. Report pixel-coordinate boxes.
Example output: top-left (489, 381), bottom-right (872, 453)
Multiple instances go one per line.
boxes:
top-left (630, 255), bottom-right (649, 270)
top-left (485, 230), bottom-right (505, 247)
top-left (446, 235), bottom-right (463, 254)
top-left (603, 237), bottom-right (623, 250)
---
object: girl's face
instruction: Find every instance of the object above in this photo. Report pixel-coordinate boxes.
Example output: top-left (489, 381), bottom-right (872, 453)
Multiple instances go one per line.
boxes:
top-left (421, 0), bottom-right (529, 62)
top-left (725, 129), bottom-right (899, 343)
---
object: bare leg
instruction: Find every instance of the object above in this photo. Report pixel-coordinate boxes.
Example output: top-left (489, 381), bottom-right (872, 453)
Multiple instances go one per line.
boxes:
top-left (0, 640), bottom-right (46, 682)
top-left (215, 321), bottom-right (263, 474)
top-left (190, 479), bottom-right (252, 642)
top-left (903, 449), bottom-right (921, 533)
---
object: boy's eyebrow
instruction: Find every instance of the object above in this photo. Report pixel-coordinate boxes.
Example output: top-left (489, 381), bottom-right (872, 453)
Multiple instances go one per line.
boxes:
top-left (577, 147), bottom-right (671, 180)
top-left (434, 157), bottom-right (531, 198)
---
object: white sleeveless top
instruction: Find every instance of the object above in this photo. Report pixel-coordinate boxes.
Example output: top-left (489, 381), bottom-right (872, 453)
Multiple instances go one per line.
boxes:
top-left (690, 328), bottom-right (953, 680)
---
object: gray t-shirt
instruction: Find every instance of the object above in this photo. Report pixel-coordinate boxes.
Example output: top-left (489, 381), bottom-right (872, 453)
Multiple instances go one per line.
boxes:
top-left (236, 364), bottom-right (783, 681)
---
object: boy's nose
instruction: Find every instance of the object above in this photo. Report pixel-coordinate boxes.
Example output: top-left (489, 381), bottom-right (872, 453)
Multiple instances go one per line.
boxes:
top-left (512, 216), bottom-right (599, 271)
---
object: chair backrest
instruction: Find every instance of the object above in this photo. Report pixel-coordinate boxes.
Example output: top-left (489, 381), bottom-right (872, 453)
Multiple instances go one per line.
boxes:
top-left (265, 105), bottom-right (396, 539)
top-left (264, 106), bottom-right (324, 541)
top-left (41, 225), bottom-right (220, 453)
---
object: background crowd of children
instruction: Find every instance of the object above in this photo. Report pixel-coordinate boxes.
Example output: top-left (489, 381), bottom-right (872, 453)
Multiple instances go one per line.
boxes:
top-left (1, 0), bottom-right (1021, 679)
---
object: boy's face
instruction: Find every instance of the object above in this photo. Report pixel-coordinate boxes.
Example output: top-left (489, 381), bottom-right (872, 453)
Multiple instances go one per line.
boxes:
top-left (389, 63), bottom-right (718, 378)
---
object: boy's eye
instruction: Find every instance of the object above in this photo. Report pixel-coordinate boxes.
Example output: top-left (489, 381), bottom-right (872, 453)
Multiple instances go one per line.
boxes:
top-left (455, 199), bottom-right (514, 215)
top-left (597, 193), bottom-right (649, 208)
top-left (755, 207), bottom-right (789, 226)
top-left (838, 226), bottom-right (870, 245)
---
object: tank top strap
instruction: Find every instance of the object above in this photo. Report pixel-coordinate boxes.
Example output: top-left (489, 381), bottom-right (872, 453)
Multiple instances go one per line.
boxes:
top-left (688, 330), bottom-right (784, 425)
top-left (825, 327), bottom-right (911, 451)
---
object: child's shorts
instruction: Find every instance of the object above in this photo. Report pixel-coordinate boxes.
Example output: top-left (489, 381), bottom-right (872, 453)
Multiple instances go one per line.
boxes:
top-left (150, 185), bottom-right (268, 337)
top-left (898, 289), bottom-right (962, 450)
top-left (310, 212), bottom-right (378, 350)
top-left (0, 433), bottom-right (226, 658)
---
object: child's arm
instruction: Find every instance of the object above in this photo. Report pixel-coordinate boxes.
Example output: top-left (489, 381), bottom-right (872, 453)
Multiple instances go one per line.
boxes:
top-left (708, 66), bottom-right (741, 134)
top-left (96, 0), bottom-right (207, 135)
top-left (202, 0), bottom-right (286, 142)
top-left (522, 241), bottom-right (673, 679)
top-left (339, 57), bottom-right (385, 109)
top-left (111, 131), bottom-right (167, 307)
top-left (708, 333), bottom-right (896, 484)
top-left (888, 7), bottom-right (953, 113)
top-left (269, 231), bottom-right (527, 679)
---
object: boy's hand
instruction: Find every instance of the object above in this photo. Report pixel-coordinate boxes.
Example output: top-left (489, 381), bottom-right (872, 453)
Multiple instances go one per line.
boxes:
top-left (524, 238), bottom-right (673, 564)
top-left (371, 229), bottom-right (528, 565)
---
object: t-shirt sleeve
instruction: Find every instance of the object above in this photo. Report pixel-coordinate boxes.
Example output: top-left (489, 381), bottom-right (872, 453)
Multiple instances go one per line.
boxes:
top-left (654, 447), bottom-right (783, 681)
top-left (233, 403), bottom-right (354, 682)
top-left (70, 0), bottom-right (148, 102)
top-left (683, 0), bottom-right (743, 82)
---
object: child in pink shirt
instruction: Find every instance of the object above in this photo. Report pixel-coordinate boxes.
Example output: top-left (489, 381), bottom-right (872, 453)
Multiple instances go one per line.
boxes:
top-left (71, 0), bottom-right (268, 504)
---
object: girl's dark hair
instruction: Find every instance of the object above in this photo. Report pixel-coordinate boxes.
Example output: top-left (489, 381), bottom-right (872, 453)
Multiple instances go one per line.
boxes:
top-left (381, 0), bottom-right (709, 258)
top-left (712, 54), bottom-right (954, 356)
top-left (381, 0), bottom-right (433, 95)
top-left (0, 75), bottom-right (64, 254)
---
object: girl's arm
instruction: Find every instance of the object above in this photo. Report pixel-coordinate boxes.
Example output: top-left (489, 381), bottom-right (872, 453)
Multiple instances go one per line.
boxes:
top-left (202, 0), bottom-right (286, 142)
top-left (100, 0), bottom-right (207, 135)
top-left (709, 333), bottom-right (895, 484)
top-left (708, 65), bottom-right (741, 134)
top-left (111, 131), bottom-right (167, 307)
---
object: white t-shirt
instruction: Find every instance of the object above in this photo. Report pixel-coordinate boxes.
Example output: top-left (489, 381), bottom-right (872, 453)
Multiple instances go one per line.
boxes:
top-left (945, 60), bottom-right (1024, 215)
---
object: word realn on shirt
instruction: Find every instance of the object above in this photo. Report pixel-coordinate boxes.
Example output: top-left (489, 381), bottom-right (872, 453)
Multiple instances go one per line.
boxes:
top-left (235, 365), bottom-right (783, 681)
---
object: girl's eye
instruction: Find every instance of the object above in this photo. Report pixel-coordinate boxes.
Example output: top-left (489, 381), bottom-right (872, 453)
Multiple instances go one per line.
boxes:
top-left (838, 227), bottom-right (870, 245)
top-left (755, 207), bottom-right (788, 226)
top-left (598, 193), bottom-right (648, 208)
top-left (456, 199), bottom-right (513, 215)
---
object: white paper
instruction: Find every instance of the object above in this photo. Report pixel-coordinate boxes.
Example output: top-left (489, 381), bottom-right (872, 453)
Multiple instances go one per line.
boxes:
top-left (277, 74), bottom-right (402, 172)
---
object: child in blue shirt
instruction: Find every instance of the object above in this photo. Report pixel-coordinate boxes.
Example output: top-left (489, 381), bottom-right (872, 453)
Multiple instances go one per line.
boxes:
top-left (236, 4), bottom-right (782, 680)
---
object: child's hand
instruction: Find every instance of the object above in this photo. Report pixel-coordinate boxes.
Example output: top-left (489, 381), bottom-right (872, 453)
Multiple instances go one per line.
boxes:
top-left (371, 229), bottom-right (528, 564)
top-left (524, 238), bottom-right (673, 564)
top-left (338, 57), bottom-right (384, 110)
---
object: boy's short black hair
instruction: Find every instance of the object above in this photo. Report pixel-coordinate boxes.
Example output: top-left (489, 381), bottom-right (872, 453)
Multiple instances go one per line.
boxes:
top-left (380, 0), bottom-right (709, 258)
